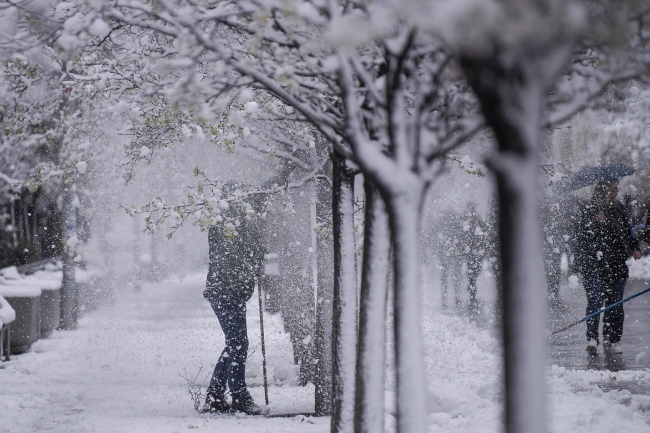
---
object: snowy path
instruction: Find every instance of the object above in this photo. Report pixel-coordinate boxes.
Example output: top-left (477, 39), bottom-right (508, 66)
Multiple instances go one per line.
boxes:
top-left (3, 271), bottom-right (650, 432)
top-left (420, 270), bottom-right (650, 433)
top-left (0, 274), bottom-right (328, 433)
top-left (550, 278), bottom-right (650, 379)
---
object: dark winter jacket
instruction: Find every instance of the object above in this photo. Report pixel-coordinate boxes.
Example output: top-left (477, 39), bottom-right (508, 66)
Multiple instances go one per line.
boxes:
top-left (434, 211), bottom-right (488, 261)
top-left (205, 213), bottom-right (265, 301)
top-left (574, 197), bottom-right (638, 282)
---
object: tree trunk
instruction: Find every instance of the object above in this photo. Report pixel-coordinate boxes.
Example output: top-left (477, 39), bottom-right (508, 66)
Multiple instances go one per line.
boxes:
top-left (461, 46), bottom-right (573, 433)
top-left (330, 152), bottom-right (359, 433)
top-left (384, 181), bottom-right (428, 433)
top-left (10, 199), bottom-right (17, 246)
top-left (491, 151), bottom-right (547, 433)
top-left (310, 181), bottom-right (319, 318)
top-left (60, 185), bottom-right (78, 330)
top-left (354, 179), bottom-right (390, 433)
top-left (314, 161), bottom-right (334, 416)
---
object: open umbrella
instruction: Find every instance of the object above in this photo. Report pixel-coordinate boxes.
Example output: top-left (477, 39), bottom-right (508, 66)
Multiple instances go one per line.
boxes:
top-left (554, 163), bottom-right (635, 194)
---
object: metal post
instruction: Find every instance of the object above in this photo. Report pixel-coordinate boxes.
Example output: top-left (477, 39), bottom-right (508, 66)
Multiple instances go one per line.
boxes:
top-left (2, 324), bottom-right (11, 361)
top-left (257, 271), bottom-right (269, 405)
top-left (310, 182), bottom-right (319, 313)
top-left (11, 198), bottom-right (17, 247)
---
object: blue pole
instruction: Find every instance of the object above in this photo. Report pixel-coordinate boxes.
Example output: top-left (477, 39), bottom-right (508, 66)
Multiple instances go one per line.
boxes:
top-left (551, 286), bottom-right (650, 335)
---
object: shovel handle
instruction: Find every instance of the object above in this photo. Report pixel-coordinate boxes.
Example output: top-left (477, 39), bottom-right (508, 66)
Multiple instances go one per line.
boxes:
top-left (551, 321), bottom-right (577, 335)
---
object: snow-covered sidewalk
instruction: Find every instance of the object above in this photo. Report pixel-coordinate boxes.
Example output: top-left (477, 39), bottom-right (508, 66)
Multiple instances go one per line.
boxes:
top-left (419, 311), bottom-right (650, 432)
top-left (2, 271), bottom-right (650, 432)
top-left (417, 286), bottom-right (650, 433)
top-left (0, 273), bottom-right (327, 433)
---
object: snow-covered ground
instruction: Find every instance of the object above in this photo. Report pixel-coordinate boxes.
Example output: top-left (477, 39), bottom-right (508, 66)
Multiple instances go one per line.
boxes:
top-left (0, 273), bottom-right (326, 433)
top-left (2, 270), bottom-right (650, 432)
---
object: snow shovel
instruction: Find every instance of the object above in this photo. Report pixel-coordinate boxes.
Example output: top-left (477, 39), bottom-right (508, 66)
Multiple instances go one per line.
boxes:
top-left (257, 270), bottom-right (269, 405)
top-left (551, 286), bottom-right (650, 335)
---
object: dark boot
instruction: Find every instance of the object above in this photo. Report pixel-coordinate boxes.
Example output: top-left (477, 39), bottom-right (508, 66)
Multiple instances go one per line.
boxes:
top-left (231, 389), bottom-right (262, 415)
top-left (586, 339), bottom-right (598, 356)
top-left (201, 391), bottom-right (231, 413)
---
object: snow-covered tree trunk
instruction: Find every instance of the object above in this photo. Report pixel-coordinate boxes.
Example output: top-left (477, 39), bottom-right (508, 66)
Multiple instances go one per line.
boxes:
top-left (311, 182), bottom-right (319, 316)
top-left (490, 144), bottom-right (548, 433)
top-left (314, 170), bottom-right (334, 414)
top-left (383, 180), bottom-right (428, 433)
top-left (132, 215), bottom-right (141, 271)
top-left (462, 42), bottom-right (574, 433)
top-left (331, 152), bottom-right (359, 433)
top-left (60, 185), bottom-right (78, 330)
top-left (354, 179), bottom-right (390, 433)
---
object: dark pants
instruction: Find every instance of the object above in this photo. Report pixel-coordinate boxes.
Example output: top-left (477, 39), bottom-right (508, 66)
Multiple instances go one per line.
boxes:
top-left (466, 257), bottom-right (482, 302)
top-left (545, 250), bottom-right (561, 301)
top-left (583, 275), bottom-right (626, 344)
top-left (441, 255), bottom-right (462, 309)
top-left (205, 291), bottom-right (249, 395)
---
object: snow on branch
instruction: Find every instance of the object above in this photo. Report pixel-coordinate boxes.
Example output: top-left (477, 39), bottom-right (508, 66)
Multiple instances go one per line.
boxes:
top-left (124, 155), bottom-right (330, 237)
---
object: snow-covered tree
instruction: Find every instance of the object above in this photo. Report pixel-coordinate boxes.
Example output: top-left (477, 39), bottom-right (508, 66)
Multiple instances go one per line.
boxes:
top-left (5, 0), bottom-right (649, 432)
top-left (428, 2), bottom-right (650, 433)
top-left (23, 2), bottom-right (483, 432)
top-left (0, 3), bottom-right (128, 327)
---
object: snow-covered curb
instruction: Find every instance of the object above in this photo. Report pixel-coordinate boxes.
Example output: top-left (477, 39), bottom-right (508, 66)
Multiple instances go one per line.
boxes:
top-left (0, 284), bottom-right (42, 298)
top-left (23, 270), bottom-right (63, 290)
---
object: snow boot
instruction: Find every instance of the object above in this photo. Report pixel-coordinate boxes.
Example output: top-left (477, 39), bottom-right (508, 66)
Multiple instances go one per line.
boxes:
top-left (586, 339), bottom-right (598, 356)
top-left (610, 342), bottom-right (623, 354)
top-left (231, 389), bottom-right (262, 415)
top-left (201, 392), bottom-right (231, 414)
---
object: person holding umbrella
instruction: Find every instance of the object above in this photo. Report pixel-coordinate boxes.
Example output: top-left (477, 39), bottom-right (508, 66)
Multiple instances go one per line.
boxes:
top-left (574, 177), bottom-right (641, 355)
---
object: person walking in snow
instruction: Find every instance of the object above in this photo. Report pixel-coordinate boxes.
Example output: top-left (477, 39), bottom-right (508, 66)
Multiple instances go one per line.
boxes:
top-left (202, 201), bottom-right (265, 414)
top-left (434, 211), bottom-right (463, 311)
top-left (575, 180), bottom-right (641, 355)
top-left (458, 203), bottom-right (488, 318)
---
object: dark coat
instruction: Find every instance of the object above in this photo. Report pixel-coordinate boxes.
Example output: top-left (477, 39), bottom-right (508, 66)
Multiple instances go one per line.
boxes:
top-left (574, 198), bottom-right (638, 282)
top-left (458, 211), bottom-right (488, 262)
top-left (434, 211), bottom-right (488, 261)
top-left (205, 214), bottom-right (265, 301)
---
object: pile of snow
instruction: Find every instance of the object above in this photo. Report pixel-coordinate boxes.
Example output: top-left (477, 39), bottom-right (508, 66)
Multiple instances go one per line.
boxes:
top-left (395, 310), bottom-right (650, 433)
top-left (628, 255), bottom-right (650, 281)
top-left (23, 270), bottom-right (63, 291)
top-left (0, 262), bottom-right (99, 287)
top-left (0, 294), bottom-right (16, 326)
top-left (0, 284), bottom-right (42, 298)
top-left (0, 265), bottom-right (21, 280)
top-left (0, 265), bottom-right (63, 287)
top-left (417, 313), bottom-right (500, 432)
top-left (548, 366), bottom-right (650, 431)
top-left (0, 267), bottom-right (56, 298)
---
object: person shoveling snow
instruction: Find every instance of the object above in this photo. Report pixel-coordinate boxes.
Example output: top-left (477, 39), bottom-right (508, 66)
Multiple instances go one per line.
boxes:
top-left (202, 203), bottom-right (266, 415)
